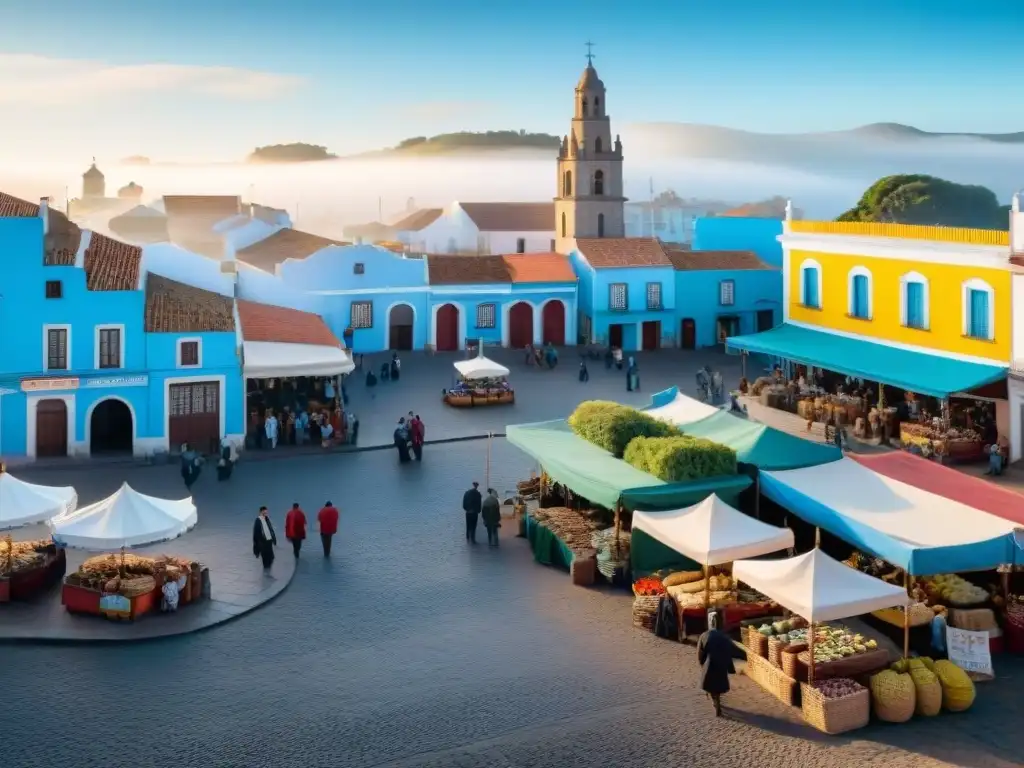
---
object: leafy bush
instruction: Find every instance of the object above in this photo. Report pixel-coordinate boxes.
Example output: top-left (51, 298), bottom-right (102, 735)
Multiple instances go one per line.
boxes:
top-left (624, 436), bottom-right (737, 482)
top-left (568, 401), bottom-right (679, 457)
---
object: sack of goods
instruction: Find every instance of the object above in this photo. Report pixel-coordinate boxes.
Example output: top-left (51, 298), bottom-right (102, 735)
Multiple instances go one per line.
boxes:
top-left (931, 659), bottom-right (976, 713)
top-left (902, 658), bottom-right (942, 717)
top-left (869, 669), bottom-right (916, 723)
top-left (662, 571), bottom-right (703, 588)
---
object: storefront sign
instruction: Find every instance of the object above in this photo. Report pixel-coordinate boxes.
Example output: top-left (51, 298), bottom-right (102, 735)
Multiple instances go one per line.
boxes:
top-left (946, 627), bottom-right (994, 680)
top-left (84, 375), bottom-right (149, 389)
top-left (21, 377), bottom-right (79, 393)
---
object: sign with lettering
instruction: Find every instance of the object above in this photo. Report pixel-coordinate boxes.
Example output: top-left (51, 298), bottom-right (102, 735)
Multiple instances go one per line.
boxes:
top-left (99, 593), bottom-right (132, 620)
top-left (21, 377), bottom-right (79, 393)
top-left (946, 626), bottom-right (994, 680)
top-left (84, 375), bottom-right (149, 389)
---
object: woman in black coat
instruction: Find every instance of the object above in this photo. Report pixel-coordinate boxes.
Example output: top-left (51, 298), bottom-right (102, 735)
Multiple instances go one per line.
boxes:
top-left (252, 507), bottom-right (277, 570)
top-left (696, 610), bottom-right (746, 717)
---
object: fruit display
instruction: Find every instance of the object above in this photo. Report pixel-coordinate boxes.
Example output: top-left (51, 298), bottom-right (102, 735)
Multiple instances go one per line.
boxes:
top-left (921, 574), bottom-right (989, 607)
top-left (932, 659), bottom-right (976, 712)
top-left (65, 552), bottom-right (197, 591)
top-left (670, 574), bottom-right (734, 594)
top-left (813, 677), bottom-right (864, 700)
top-left (632, 576), bottom-right (666, 597)
top-left (672, 590), bottom-right (733, 610)
top-left (531, 507), bottom-right (601, 555)
top-left (0, 538), bottom-right (53, 575)
top-left (872, 602), bottom-right (938, 628)
top-left (779, 625), bottom-right (877, 663)
top-left (870, 669), bottom-right (916, 723)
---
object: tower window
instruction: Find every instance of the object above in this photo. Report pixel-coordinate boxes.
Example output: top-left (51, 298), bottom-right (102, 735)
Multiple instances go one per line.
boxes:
top-left (516, 238), bottom-right (526, 253)
top-left (593, 170), bottom-right (604, 196)
top-left (564, 170), bottom-right (572, 197)
top-left (561, 212), bottom-right (567, 238)
top-left (582, 98), bottom-right (588, 116)
top-left (598, 214), bottom-right (605, 238)
top-left (595, 137), bottom-right (602, 154)
top-left (594, 97), bottom-right (600, 114)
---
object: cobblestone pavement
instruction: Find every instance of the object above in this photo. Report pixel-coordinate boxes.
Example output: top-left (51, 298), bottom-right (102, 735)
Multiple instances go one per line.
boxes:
top-left (1, 466), bottom-right (296, 642)
top-left (1, 444), bottom-right (1021, 768)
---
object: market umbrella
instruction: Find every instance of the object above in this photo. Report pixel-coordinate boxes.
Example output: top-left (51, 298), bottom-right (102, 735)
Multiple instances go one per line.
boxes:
top-left (0, 471), bottom-right (77, 530)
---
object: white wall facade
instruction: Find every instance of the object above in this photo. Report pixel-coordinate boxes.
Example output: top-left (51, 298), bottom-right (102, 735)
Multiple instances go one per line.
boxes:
top-left (407, 204), bottom-right (554, 255)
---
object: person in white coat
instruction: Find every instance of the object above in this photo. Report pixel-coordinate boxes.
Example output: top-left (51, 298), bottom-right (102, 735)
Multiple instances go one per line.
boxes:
top-left (265, 411), bottom-right (279, 449)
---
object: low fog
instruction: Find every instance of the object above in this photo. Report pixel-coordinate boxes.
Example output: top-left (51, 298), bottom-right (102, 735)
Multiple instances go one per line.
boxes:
top-left (3, 124), bottom-right (1022, 239)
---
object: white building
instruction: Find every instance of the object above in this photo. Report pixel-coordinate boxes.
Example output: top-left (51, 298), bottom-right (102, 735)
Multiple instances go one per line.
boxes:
top-left (1009, 192), bottom-right (1024, 463)
top-left (401, 202), bottom-right (555, 255)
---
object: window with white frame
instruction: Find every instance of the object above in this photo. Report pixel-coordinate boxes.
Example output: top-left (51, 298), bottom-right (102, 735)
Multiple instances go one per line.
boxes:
top-left (96, 326), bottom-right (123, 369)
top-left (847, 267), bottom-right (873, 319)
top-left (476, 303), bottom-right (496, 328)
top-left (177, 338), bottom-right (202, 368)
top-left (350, 301), bottom-right (373, 329)
top-left (799, 259), bottom-right (822, 309)
top-left (900, 272), bottom-right (929, 330)
top-left (646, 282), bottom-right (662, 310)
top-left (719, 279), bottom-right (735, 306)
top-left (609, 282), bottom-right (627, 310)
top-left (962, 278), bottom-right (995, 340)
top-left (44, 326), bottom-right (70, 371)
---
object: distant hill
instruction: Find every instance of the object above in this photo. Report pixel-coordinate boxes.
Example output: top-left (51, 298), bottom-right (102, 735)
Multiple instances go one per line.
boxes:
top-left (365, 131), bottom-right (561, 157)
top-left (846, 123), bottom-right (1024, 143)
top-left (248, 143), bottom-right (336, 163)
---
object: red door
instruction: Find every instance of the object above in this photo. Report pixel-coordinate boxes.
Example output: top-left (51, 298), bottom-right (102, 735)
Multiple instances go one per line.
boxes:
top-left (435, 303), bottom-right (459, 351)
top-left (36, 399), bottom-right (68, 458)
top-left (608, 324), bottom-right (623, 348)
top-left (508, 302), bottom-right (533, 348)
top-left (642, 320), bottom-right (660, 351)
top-left (542, 301), bottom-right (565, 345)
top-left (680, 319), bottom-right (696, 350)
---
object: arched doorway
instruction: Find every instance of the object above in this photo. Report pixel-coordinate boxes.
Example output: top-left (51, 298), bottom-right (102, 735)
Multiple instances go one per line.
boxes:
top-left (680, 318), bottom-right (696, 350)
top-left (508, 302), bottom-right (533, 349)
top-left (35, 399), bottom-right (68, 458)
top-left (90, 398), bottom-right (134, 455)
top-left (388, 303), bottom-right (414, 351)
top-left (435, 303), bottom-right (459, 351)
top-left (542, 301), bottom-right (565, 345)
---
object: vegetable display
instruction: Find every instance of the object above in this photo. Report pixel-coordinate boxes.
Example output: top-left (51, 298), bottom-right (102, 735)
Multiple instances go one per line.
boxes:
top-left (531, 507), bottom-right (601, 555)
top-left (754, 623), bottom-right (876, 663)
top-left (813, 678), bottom-right (864, 700)
top-left (633, 577), bottom-right (666, 597)
top-left (921, 574), bottom-right (989, 607)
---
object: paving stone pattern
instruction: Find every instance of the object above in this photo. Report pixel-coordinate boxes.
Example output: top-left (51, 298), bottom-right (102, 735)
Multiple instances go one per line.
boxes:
top-left (1, 444), bottom-right (1021, 768)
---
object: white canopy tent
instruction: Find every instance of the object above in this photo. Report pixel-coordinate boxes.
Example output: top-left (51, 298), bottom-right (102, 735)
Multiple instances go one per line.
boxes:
top-left (732, 549), bottom-right (909, 624)
top-left (49, 483), bottom-right (197, 549)
top-left (0, 473), bottom-right (77, 529)
top-left (243, 341), bottom-right (354, 378)
top-left (646, 391), bottom-right (720, 426)
top-left (454, 355), bottom-right (510, 380)
top-left (632, 494), bottom-right (793, 566)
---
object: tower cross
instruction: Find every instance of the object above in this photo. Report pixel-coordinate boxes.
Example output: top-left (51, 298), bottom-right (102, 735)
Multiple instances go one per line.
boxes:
top-left (585, 41), bottom-right (596, 66)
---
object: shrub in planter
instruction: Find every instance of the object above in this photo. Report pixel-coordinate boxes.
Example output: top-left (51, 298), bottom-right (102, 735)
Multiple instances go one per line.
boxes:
top-left (568, 401), bottom-right (679, 457)
top-left (624, 435), bottom-right (737, 482)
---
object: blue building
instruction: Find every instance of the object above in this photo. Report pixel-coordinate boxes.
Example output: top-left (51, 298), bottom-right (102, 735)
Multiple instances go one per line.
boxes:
top-left (570, 238), bottom-right (677, 351)
top-left (692, 217), bottom-right (784, 268)
top-left (664, 249), bottom-right (781, 349)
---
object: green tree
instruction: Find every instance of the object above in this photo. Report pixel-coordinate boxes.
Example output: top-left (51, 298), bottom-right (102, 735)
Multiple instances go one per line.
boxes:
top-left (838, 175), bottom-right (1009, 230)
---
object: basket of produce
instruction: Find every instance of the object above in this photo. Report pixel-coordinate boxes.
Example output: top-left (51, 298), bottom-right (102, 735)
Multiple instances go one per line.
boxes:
top-left (745, 652), bottom-right (797, 705)
top-left (746, 623), bottom-right (771, 657)
top-left (949, 607), bottom-right (997, 632)
top-left (768, 636), bottom-right (789, 668)
top-left (872, 603), bottom-right (935, 628)
top-left (801, 679), bottom-right (869, 735)
top-left (632, 594), bottom-right (662, 631)
top-left (869, 668), bottom-right (916, 723)
top-left (119, 575), bottom-right (157, 598)
top-left (781, 642), bottom-right (808, 681)
top-left (1007, 597), bottom-right (1024, 629)
top-left (633, 576), bottom-right (666, 598)
top-left (922, 574), bottom-right (988, 608)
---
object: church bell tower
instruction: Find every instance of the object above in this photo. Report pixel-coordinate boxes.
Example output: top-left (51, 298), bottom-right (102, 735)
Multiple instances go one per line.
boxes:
top-left (554, 43), bottom-right (626, 254)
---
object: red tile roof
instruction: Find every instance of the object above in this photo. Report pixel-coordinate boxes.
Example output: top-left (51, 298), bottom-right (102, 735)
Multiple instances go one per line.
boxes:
top-left (163, 195), bottom-right (242, 217)
top-left (237, 300), bottom-right (342, 348)
top-left (501, 253), bottom-right (576, 283)
top-left (459, 202), bottom-right (554, 232)
top-left (575, 237), bottom-right (671, 268)
top-left (145, 273), bottom-right (235, 333)
top-left (426, 254), bottom-right (511, 285)
top-left (44, 208), bottom-right (82, 266)
top-left (665, 249), bottom-right (774, 271)
top-left (0, 192), bottom-right (40, 218)
top-left (391, 208), bottom-right (443, 231)
top-left (236, 228), bottom-right (344, 271)
top-left (83, 232), bottom-right (143, 291)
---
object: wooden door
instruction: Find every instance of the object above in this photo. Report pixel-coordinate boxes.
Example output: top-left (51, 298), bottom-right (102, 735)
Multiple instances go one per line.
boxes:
top-left (390, 325), bottom-right (413, 351)
top-left (435, 304), bottom-right (459, 351)
top-left (608, 324), bottom-right (623, 348)
top-left (680, 319), bottom-right (696, 350)
top-left (542, 301), bottom-right (565, 345)
top-left (642, 321), bottom-right (660, 351)
top-left (388, 303), bottom-right (414, 350)
top-left (36, 399), bottom-right (67, 458)
top-left (168, 382), bottom-right (221, 454)
top-left (508, 302), bottom-right (533, 348)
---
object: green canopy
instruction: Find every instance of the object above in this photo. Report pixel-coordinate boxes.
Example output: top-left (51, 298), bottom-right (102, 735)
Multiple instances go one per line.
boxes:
top-left (679, 410), bottom-right (841, 471)
top-left (506, 419), bottom-right (750, 511)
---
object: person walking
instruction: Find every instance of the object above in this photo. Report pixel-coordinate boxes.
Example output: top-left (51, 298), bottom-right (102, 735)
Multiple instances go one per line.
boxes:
top-left (696, 610), bottom-right (746, 717)
top-left (252, 506), bottom-right (277, 571)
top-left (317, 501), bottom-right (339, 557)
top-left (578, 361), bottom-right (589, 382)
top-left (462, 481), bottom-right (482, 543)
top-left (180, 443), bottom-right (201, 489)
top-left (265, 410), bottom-right (279, 449)
top-left (391, 353), bottom-right (401, 381)
top-left (284, 502), bottom-right (307, 558)
top-left (482, 488), bottom-right (501, 548)
top-left (410, 414), bottom-right (425, 460)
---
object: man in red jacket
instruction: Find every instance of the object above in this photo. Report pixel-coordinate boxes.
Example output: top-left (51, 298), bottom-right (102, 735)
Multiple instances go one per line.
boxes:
top-left (317, 501), bottom-right (339, 557)
top-left (284, 503), bottom-right (307, 558)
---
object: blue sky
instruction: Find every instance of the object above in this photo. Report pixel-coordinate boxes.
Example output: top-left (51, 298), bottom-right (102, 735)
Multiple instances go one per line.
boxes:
top-left (0, 0), bottom-right (1017, 161)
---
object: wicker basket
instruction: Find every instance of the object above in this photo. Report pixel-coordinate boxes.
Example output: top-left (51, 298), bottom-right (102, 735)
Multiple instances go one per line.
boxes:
top-left (768, 637), bottom-right (789, 668)
top-left (1007, 601), bottom-right (1024, 630)
top-left (119, 575), bottom-right (156, 598)
top-left (745, 652), bottom-right (797, 706)
top-left (746, 629), bottom-right (769, 658)
top-left (950, 607), bottom-right (997, 632)
top-left (781, 643), bottom-right (808, 681)
top-left (632, 594), bottom-right (661, 631)
top-left (800, 684), bottom-right (870, 735)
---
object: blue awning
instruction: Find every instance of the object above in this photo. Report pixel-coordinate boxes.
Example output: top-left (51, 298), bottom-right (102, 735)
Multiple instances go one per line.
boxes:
top-left (727, 324), bottom-right (1007, 399)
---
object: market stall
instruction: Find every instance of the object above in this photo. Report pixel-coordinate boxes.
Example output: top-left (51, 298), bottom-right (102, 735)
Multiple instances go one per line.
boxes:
top-left (50, 483), bottom-right (203, 620)
top-left (733, 549), bottom-right (910, 733)
top-left (0, 471), bottom-right (77, 529)
top-left (444, 353), bottom-right (513, 407)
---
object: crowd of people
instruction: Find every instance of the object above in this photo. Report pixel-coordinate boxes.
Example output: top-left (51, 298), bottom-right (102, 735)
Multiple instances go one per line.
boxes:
top-left (251, 500), bottom-right (342, 570)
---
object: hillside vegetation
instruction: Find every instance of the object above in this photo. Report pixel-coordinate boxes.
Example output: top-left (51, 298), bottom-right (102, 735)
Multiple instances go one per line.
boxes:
top-left (248, 143), bottom-right (336, 163)
top-left (391, 131), bottom-right (560, 154)
top-left (837, 175), bottom-right (1010, 230)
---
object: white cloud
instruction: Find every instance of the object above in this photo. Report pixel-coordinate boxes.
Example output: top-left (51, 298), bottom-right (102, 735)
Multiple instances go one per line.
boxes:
top-left (0, 53), bottom-right (302, 105)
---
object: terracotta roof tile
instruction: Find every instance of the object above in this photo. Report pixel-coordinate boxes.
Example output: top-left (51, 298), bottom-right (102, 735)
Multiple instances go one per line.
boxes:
top-left (237, 300), bottom-right (342, 348)
top-left (144, 273), bottom-right (235, 333)
top-left (0, 192), bottom-right (40, 218)
top-left (391, 208), bottom-right (443, 231)
top-left (236, 228), bottom-right (344, 271)
top-left (576, 237), bottom-right (671, 268)
top-left (44, 208), bottom-right (82, 266)
top-left (459, 202), bottom-right (554, 232)
top-left (426, 254), bottom-right (511, 285)
top-left (163, 195), bottom-right (242, 217)
top-left (501, 253), bottom-right (576, 283)
top-left (83, 232), bottom-right (143, 291)
top-left (665, 249), bottom-right (774, 271)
